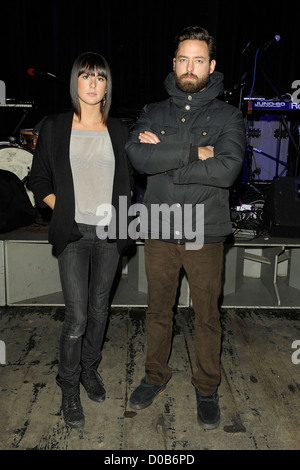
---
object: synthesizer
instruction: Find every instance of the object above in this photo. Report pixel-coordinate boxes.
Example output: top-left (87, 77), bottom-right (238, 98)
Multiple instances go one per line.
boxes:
top-left (0, 102), bottom-right (33, 108)
top-left (246, 99), bottom-right (300, 114)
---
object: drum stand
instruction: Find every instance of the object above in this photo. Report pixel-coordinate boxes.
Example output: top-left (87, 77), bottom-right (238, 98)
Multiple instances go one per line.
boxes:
top-left (11, 107), bottom-right (32, 140)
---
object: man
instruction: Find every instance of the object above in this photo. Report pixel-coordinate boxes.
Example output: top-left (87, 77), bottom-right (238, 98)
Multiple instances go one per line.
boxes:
top-left (125, 26), bottom-right (245, 430)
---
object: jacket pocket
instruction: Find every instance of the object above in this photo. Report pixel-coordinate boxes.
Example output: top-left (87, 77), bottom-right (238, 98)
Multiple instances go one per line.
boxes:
top-left (190, 126), bottom-right (220, 146)
top-left (151, 125), bottom-right (178, 141)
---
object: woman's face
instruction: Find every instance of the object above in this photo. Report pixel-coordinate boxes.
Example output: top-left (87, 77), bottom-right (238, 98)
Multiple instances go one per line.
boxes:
top-left (77, 68), bottom-right (107, 108)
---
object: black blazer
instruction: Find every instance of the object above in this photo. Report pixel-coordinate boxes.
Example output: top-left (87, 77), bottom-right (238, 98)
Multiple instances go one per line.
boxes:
top-left (29, 110), bottom-right (134, 256)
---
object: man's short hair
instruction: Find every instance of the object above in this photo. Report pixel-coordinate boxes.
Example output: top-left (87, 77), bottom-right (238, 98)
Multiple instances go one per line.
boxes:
top-left (174, 26), bottom-right (216, 62)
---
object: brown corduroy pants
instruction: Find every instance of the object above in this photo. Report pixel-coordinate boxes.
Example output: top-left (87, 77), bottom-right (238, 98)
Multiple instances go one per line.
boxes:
top-left (144, 239), bottom-right (224, 396)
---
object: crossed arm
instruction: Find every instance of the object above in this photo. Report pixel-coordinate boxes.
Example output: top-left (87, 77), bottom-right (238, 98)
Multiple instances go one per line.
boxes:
top-left (138, 131), bottom-right (214, 160)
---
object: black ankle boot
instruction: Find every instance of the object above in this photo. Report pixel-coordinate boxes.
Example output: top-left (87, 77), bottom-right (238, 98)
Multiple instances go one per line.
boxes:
top-left (57, 376), bottom-right (85, 428)
top-left (80, 368), bottom-right (106, 403)
top-left (61, 388), bottom-right (85, 428)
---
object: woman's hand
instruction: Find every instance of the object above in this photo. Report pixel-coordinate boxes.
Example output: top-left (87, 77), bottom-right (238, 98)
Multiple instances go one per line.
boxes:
top-left (43, 193), bottom-right (56, 210)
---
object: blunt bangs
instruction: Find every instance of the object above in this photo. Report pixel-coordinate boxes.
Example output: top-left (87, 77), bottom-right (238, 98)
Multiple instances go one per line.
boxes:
top-left (78, 67), bottom-right (107, 79)
top-left (70, 52), bottom-right (112, 123)
top-left (77, 58), bottom-right (108, 80)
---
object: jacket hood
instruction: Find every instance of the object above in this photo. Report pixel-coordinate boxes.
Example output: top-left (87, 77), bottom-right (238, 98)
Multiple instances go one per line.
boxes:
top-left (164, 70), bottom-right (224, 107)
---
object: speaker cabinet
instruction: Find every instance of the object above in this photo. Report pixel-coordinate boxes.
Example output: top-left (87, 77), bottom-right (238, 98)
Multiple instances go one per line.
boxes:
top-left (263, 177), bottom-right (300, 236)
top-left (247, 115), bottom-right (289, 181)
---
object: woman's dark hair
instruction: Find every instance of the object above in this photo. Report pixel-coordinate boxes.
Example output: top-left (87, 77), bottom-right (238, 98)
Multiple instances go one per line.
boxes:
top-left (174, 26), bottom-right (216, 62)
top-left (70, 51), bottom-right (112, 123)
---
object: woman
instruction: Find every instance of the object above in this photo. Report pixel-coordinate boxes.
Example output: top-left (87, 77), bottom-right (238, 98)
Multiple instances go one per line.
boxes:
top-left (29, 52), bottom-right (133, 429)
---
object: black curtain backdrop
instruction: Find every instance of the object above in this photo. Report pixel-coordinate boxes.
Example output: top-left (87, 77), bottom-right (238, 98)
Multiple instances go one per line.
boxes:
top-left (0, 0), bottom-right (299, 138)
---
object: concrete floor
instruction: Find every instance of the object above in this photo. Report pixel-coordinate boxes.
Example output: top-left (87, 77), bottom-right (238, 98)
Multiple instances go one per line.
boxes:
top-left (0, 306), bottom-right (300, 452)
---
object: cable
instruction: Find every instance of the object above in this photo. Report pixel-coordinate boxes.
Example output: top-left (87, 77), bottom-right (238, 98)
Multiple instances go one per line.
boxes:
top-left (249, 48), bottom-right (261, 99)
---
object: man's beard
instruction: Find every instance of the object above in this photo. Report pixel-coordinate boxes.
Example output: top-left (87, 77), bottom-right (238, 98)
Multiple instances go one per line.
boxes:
top-left (175, 72), bottom-right (210, 93)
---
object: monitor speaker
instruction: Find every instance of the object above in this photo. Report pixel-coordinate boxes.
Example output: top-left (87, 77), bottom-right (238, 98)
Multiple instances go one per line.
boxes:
top-left (263, 177), bottom-right (300, 237)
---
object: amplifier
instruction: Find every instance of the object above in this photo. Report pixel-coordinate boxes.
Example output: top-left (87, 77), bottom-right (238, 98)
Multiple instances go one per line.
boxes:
top-left (263, 177), bottom-right (300, 237)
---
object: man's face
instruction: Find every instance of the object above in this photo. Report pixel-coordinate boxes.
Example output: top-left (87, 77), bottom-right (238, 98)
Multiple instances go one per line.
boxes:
top-left (173, 39), bottom-right (216, 93)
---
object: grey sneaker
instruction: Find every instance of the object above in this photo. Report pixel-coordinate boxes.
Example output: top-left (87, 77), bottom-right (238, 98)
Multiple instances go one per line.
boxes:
top-left (195, 388), bottom-right (220, 430)
top-left (129, 377), bottom-right (166, 410)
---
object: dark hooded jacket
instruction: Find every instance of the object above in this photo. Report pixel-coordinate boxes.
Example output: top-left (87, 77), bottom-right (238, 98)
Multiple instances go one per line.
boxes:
top-left (125, 71), bottom-right (246, 244)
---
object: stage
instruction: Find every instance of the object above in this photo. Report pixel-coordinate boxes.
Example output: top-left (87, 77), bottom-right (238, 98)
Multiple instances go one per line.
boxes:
top-left (0, 305), bottom-right (299, 451)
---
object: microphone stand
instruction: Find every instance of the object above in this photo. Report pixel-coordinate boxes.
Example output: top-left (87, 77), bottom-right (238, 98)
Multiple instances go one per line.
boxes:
top-left (11, 107), bottom-right (32, 137)
top-left (238, 77), bottom-right (247, 111)
top-left (257, 63), bottom-right (281, 100)
top-left (249, 144), bottom-right (288, 168)
top-left (28, 69), bottom-right (67, 86)
top-left (44, 73), bottom-right (66, 85)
